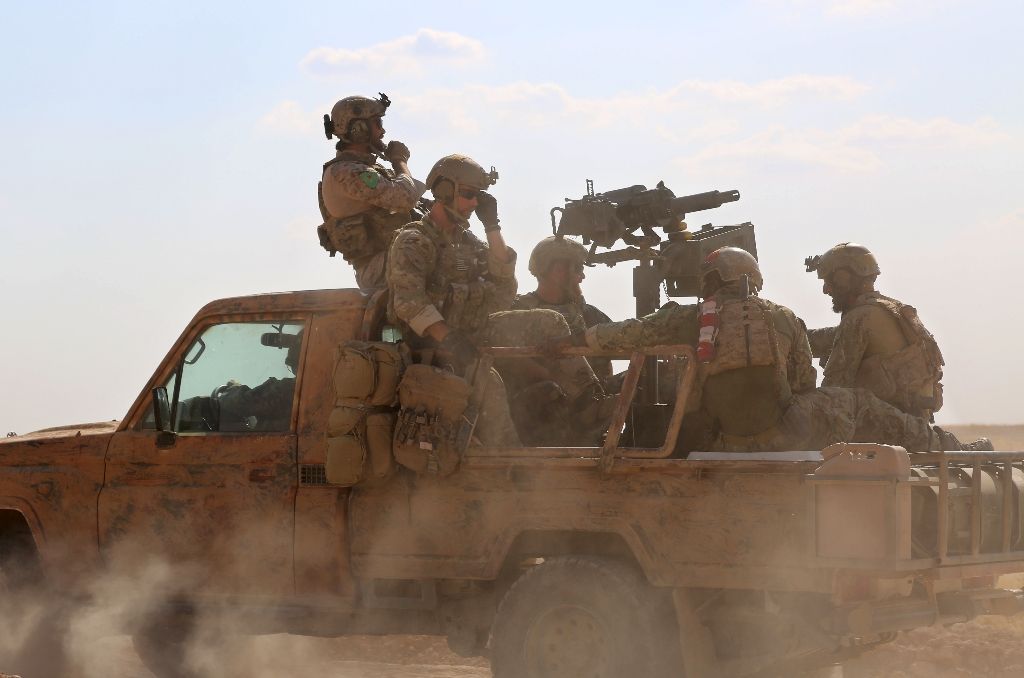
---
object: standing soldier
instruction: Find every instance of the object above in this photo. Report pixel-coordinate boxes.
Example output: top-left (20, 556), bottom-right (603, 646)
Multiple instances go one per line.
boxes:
top-left (387, 154), bottom-right (610, 446)
top-left (318, 93), bottom-right (424, 290)
top-left (514, 235), bottom-right (614, 384)
top-left (804, 243), bottom-right (946, 421)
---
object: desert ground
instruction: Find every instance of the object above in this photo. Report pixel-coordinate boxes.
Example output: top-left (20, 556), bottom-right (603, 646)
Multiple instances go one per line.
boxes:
top-left (8, 424), bottom-right (1023, 677)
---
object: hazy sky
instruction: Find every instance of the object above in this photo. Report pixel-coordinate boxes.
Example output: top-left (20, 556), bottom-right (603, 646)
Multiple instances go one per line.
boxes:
top-left (1, 0), bottom-right (1021, 433)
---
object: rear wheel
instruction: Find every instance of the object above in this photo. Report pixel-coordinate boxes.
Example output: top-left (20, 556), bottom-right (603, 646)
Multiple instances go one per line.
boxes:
top-left (0, 532), bottom-right (68, 678)
top-left (489, 556), bottom-right (681, 678)
top-left (131, 606), bottom-right (200, 678)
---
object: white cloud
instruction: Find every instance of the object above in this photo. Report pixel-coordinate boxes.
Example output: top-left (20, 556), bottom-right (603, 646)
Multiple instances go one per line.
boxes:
top-left (672, 75), bottom-right (869, 104)
top-left (398, 74), bottom-right (870, 132)
top-left (301, 28), bottom-right (485, 77)
top-left (257, 100), bottom-right (321, 135)
top-left (677, 114), bottom-right (1009, 174)
top-left (841, 114), bottom-right (1009, 147)
top-left (764, 0), bottom-right (961, 18)
top-left (827, 0), bottom-right (897, 16)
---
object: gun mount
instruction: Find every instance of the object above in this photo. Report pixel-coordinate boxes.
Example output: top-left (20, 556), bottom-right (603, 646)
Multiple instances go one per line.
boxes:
top-left (550, 180), bottom-right (755, 317)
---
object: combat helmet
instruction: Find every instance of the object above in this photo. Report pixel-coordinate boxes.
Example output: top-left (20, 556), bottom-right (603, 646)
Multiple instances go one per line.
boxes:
top-left (528, 236), bottom-right (589, 277)
top-left (425, 154), bottom-right (498, 201)
top-left (805, 242), bottom-right (880, 279)
top-left (701, 247), bottom-right (763, 291)
top-left (324, 93), bottom-right (391, 143)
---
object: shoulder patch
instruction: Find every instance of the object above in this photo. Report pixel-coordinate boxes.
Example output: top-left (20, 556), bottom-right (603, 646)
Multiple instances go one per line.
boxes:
top-left (358, 170), bottom-right (380, 189)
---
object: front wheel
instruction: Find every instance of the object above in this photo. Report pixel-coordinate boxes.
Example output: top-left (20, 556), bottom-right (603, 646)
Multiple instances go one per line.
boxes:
top-left (489, 556), bottom-right (681, 678)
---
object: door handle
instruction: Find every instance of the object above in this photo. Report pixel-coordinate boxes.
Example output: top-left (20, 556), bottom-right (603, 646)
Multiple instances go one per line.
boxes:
top-left (249, 468), bottom-right (276, 483)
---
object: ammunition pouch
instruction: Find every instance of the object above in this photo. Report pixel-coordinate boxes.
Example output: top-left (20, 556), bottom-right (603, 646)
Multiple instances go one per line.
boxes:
top-left (319, 210), bottom-right (413, 264)
top-left (393, 364), bottom-right (473, 476)
top-left (325, 341), bottom-right (410, 486)
top-left (443, 281), bottom-right (494, 335)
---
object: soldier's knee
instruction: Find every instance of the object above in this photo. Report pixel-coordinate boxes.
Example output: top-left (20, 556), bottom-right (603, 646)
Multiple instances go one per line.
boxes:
top-left (526, 309), bottom-right (571, 336)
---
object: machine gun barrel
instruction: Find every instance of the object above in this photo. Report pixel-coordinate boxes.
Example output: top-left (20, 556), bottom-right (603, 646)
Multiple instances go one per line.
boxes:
top-left (669, 190), bottom-right (740, 217)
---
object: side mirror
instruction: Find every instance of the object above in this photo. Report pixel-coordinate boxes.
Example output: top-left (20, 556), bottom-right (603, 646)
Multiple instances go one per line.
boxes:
top-left (152, 387), bottom-right (176, 447)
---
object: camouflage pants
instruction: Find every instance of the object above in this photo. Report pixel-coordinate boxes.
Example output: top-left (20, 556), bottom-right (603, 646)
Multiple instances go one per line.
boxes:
top-left (475, 367), bottom-right (523, 448)
top-left (477, 309), bottom-right (600, 401)
top-left (715, 386), bottom-right (939, 453)
top-left (353, 251), bottom-right (388, 291)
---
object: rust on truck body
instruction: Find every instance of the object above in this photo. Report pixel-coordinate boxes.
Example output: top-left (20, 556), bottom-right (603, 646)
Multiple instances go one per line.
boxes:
top-left (4, 287), bottom-right (1024, 677)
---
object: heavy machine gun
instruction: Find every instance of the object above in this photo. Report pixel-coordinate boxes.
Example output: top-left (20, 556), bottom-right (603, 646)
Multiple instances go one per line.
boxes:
top-left (550, 180), bottom-right (755, 317)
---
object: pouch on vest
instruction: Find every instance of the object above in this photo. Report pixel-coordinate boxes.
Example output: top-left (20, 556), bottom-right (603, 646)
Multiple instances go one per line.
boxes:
top-left (443, 282), bottom-right (492, 334)
top-left (393, 364), bottom-right (472, 476)
top-left (333, 340), bottom-right (409, 406)
top-left (366, 411), bottom-right (396, 479)
top-left (326, 431), bottom-right (366, 486)
top-left (324, 214), bottom-right (375, 262)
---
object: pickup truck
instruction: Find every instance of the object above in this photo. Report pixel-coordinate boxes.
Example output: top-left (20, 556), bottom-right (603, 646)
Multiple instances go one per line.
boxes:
top-left (2, 287), bottom-right (1024, 678)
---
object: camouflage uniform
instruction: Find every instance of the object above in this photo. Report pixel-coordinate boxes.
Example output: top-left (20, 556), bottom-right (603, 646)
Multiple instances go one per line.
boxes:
top-left (585, 284), bottom-right (948, 452)
top-left (319, 150), bottom-right (422, 290)
top-left (808, 292), bottom-right (944, 419)
top-left (387, 216), bottom-right (601, 446)
top-left (513, 291), bottom-right (614, 382)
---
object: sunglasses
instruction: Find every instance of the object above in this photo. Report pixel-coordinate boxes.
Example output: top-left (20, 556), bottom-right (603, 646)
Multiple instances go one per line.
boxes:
top-left (458, 187), bottom-right (481, 200)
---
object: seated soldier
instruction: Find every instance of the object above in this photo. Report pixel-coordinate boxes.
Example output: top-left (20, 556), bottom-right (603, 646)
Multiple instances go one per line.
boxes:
top-left (804, 242), bottom-right (947, 422)
top-left (213, 331), bottom-right (302, 432)
top-left (549, 247), bottom-right (988, 453)
top-left (386, 154), bottom-right (611, 447)
top-left (514, 235), bottom-right (615, 385)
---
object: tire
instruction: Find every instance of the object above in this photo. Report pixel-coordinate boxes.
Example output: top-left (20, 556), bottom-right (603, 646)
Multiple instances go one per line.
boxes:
top-left (489, 556), bottom-right (681, 678)
top-left (131, 608), bottom-right (199, 678)
top-left (0, 539), bottom-right (68, 678)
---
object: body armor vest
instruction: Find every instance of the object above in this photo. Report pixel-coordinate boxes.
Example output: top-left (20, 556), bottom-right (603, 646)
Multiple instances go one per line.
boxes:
top-left (856, 293), bottom-right (944, 416)
top-left (697, 295), bottom-right (792, 437)
top-left (392, 220), bottom-right (497, 336)
top-left (318, 155), bottom-right (412, 263)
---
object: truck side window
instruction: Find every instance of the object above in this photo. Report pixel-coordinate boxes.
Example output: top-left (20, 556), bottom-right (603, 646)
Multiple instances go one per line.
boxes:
top-left (143, 321), bottom-right (304, 433)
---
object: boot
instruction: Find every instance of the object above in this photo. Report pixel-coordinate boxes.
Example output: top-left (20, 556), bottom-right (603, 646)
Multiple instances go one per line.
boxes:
top-left (960, 438), bottom-right (995, 451)
top-left (932, 426), bottom-right (963, 451)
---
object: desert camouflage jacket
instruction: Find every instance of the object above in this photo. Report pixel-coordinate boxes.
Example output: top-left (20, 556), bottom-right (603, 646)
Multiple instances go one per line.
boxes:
top-left (320, 150), bottom-right (421, 220)
top-left (584, 285), bottom-right (817, 395)
top-left (386, 215), bottom-right (517, 337)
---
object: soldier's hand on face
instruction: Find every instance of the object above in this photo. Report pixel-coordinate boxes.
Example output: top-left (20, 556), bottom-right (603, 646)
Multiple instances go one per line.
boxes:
top-left (384, 140), bottom-right (411, 164)
top-left (474, 191), bottom-right (500, 231)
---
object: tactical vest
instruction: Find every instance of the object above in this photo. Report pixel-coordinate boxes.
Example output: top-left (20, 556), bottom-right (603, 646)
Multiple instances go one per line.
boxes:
top-left (696, 295), bottom-right (792, 437)
top-left (856, 294), bottom-right (944, 416)
top-left (389, 220), bottom-right (497, 336)
top-left (317, 156), bottom-right (413, 263)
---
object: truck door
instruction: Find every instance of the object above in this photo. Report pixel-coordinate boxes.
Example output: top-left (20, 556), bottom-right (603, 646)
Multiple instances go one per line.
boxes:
top-left (98, 319), bottom-right (305, 597)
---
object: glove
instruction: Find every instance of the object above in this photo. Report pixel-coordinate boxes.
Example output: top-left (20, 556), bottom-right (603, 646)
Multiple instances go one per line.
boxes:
top-left (542, 332), bottom-right (585, 358)
top-left (384, 140), bottom-right (411, 164)
top-left (474, 191), bottom-right (500, 232)
top-left (437, 330), bottom-right (479, 375)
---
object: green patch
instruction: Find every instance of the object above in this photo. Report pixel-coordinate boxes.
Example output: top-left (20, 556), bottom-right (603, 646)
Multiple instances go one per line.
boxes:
top-left (358, 170), bottom-right (380, 189)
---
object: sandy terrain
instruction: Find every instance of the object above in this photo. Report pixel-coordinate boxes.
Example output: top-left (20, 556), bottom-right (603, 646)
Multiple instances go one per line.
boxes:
top-left (51, 616), bottom-right (1024, 677)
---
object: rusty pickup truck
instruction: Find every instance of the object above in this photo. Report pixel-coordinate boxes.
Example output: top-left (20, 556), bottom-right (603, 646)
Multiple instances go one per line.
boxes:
top-left (2, 288), bottom-right (1024, 678)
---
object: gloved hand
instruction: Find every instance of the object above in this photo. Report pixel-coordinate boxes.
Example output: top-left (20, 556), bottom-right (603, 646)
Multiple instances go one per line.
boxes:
top-left (384, 140), bottom-right (411, 164)
top-left (437, 330), bottom-right (479, 375)
top-left (474, 191), bottom-right (500, 232)
top-left (542, 332), bottom-right (585, 358)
